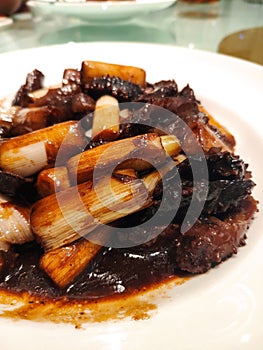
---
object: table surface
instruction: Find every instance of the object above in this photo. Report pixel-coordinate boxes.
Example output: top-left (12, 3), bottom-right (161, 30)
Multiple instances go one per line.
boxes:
top-left (0, 0), bottom-right (262, 62)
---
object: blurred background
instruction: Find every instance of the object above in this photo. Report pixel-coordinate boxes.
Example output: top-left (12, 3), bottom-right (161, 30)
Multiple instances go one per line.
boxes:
top-left (0, 0), bottom-right (262, 65)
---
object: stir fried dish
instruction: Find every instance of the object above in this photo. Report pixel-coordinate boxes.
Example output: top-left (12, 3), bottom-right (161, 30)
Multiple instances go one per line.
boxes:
top-left (0, 60), bottom-right (257, 320)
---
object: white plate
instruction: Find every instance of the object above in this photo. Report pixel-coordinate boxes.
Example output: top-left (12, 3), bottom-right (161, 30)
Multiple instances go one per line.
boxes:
top-left (27, 0), bottom-right (177, 23)
top-left (0, 42), bottom-right (263, 350)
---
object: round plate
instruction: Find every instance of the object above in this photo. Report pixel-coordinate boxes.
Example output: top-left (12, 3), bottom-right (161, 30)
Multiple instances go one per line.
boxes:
top-left (0, 42), bottom-right (262, 349)
top-left (27, 0), bottom-right (177, 23)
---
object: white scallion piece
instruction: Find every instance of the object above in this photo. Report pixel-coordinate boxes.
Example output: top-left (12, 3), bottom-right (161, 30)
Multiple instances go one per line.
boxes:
top-left (0, 195), bottom-right (34, 245)
top-left (92, 95), bottom-right (120, 142)
top-left (0, 141), bottom-right (47, 177)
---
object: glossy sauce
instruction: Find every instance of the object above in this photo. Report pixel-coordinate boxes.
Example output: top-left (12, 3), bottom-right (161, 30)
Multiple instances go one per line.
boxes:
top-left (0, 239), bottom-right (187, 326)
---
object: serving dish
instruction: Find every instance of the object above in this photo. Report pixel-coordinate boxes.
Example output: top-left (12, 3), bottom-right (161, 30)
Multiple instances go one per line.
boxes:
top-left (27, 0), bottom-right (177, 23)
top-left (0, 16), bottom-right (13, 28)
top-left (0, 42), bottom-right (262, 350)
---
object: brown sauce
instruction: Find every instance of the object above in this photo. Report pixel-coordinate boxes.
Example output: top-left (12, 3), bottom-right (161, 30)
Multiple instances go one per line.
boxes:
top-left (0, 240), bottom-right (188, 326)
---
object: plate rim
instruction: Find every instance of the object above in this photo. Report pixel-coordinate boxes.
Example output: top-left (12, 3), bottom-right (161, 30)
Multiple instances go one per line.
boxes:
top-left (26, 0), bottom-right (177, 21)
top-left (0, 41), bottom-right (262, 350)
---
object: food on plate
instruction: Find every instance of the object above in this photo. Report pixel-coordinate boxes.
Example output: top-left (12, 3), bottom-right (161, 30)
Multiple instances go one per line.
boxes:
top-left (0, 59), bottom-right (257, 323)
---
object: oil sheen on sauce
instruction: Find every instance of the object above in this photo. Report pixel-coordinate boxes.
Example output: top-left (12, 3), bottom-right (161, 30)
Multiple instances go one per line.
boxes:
top-left (0, 240), bottom-right (187, 327)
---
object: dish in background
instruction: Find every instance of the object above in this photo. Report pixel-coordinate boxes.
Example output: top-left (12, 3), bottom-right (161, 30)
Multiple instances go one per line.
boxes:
top-left (27, 0), bottom-right (177, 23)
top-left (0, 0), bottom-right (24, 16)
top-left (218, 26), bottom-right (263, 66)
top-left (0, 42), bottom-right (262, 349)
top-left (0, 16), bottom-right (13, 28)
